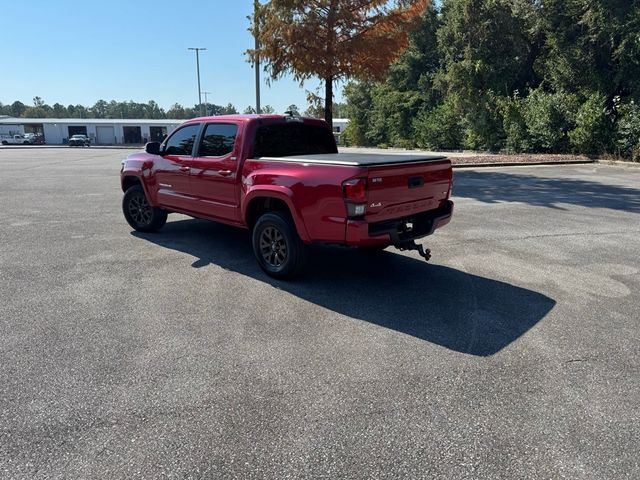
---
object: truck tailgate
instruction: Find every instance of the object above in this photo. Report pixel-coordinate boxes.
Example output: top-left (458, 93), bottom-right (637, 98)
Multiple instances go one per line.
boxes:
top-left (365, 159), bottom-right (452, 222)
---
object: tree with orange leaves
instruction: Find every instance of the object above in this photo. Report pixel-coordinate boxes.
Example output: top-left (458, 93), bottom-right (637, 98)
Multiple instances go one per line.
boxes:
top-left (250, 0), bottom-right (428, 125)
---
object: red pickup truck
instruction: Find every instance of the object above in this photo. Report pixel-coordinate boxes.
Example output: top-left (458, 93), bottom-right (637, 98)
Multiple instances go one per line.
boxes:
top-left (120, 114), bottom-right (453, 278)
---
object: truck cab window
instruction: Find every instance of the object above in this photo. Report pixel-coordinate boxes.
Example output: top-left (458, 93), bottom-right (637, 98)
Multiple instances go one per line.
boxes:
top-left (253, 123), bottom-right (338, 158)
top-left (199, 124), bottom-right (238, 157)
top-left (163, 124), bottom-right (200, 156)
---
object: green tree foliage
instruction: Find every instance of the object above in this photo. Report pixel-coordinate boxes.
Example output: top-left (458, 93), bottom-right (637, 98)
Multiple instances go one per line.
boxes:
top-left (616, 99), bottom-right (640, 161)
top-left (251, 0), bottom-right (428, 124)
top-left (522, 89), bottom-right (579, 152)
top-left (167, 103), bottom-right (190, 119)
top-left (569, 93), bottom-right (613, 154)
top-left (413, 96), bottom-right (463, 150)
top-left (540, 0), bottom-right (640, 102)
top-left (242, 105), bottom-right (275, 114)
top-left (436, 0), bottom-right (539, 149)
top-left (342, 0), bottom-right (640, 158)
top-left (286, 104), bottom-right (300, 115)
top-left (342, 82), bottom-right (375, 145)
top-left (304, 89), bottom-right (348, 118)
top-left (10, 101), bottom-right (26, 117)
top-left (92, 100), bottom-right (108, 118)
top-left (0, 98), bottom-right (240, 120)
top-left (343, 4), bottom-right (442, 147)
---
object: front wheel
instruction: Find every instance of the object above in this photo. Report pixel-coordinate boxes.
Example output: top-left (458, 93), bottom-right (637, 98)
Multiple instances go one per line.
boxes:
top-left (252, 211), bottom-right (307, 279)
top-left (122, 185), bottom-right (167, 232)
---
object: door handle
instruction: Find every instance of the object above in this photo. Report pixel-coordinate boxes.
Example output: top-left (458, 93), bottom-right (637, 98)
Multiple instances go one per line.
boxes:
top-left (179, 166), bottom-right (190, 172)
top-left (218, 169), bottom-right (233, 176)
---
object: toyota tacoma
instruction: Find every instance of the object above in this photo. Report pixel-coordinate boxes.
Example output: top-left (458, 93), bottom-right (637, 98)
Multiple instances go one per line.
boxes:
top-left (120, 114), bottom-right (454, 278)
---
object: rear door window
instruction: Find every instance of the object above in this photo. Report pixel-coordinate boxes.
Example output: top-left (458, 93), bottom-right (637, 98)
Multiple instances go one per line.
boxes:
top-left (199, 123), bottom-right (238, 157)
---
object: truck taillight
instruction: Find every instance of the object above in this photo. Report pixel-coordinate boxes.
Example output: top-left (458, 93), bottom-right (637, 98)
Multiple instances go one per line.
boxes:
top-left (343, 178), bottom-right (367, 218)
top-left (343, 178), bottom-right (367, 202)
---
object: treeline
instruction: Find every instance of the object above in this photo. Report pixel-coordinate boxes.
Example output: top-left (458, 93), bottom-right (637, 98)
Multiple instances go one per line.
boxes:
top-left (343, 0), bottom-right (640, 160)
top-left (0, 96), bottom-right (348, 121)
top-left (0, 97), bottom-right (291, 120)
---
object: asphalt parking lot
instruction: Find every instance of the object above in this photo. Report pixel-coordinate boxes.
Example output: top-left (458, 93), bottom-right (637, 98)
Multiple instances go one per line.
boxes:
top-left (1, 147), bottom-right (639, 479)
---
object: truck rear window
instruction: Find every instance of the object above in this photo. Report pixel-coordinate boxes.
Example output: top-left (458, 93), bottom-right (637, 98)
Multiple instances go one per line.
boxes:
top-left (253, 123), bottom-right (338, 158)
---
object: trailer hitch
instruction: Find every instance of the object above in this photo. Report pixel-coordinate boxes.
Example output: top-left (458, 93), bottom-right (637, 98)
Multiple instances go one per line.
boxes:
top-left (394, 241), bottom-right (432, 262)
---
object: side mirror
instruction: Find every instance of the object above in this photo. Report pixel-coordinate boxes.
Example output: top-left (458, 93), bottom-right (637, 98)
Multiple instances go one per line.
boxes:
top-left (145, 141), bottom-right (161, 155)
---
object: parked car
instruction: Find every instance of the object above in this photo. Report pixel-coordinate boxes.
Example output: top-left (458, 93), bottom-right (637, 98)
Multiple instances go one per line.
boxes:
top-left (68, 134), bottom-right (90, 147)
top-left (1, 134), bottom-right (33, 145)
top-left (120, 114), bottom-right (454, 278)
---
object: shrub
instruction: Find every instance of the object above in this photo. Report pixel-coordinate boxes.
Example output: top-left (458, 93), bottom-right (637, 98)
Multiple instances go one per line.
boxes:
top-left (569, 93), bottom-right (613, 155)
top-left (523, 88), bottom-right (579, 153)
top-left (461, 94), bottom-right (505, 151)
top-left (498, 93), bottom-right (529, 153)
top-left (616, 100), bottom-right (640, 161)
top-left (413, 98), bottom-right (463, 150)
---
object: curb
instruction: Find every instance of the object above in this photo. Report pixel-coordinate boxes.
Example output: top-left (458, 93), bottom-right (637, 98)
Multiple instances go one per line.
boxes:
top-left (451, 160), bottom-right (596, 169)
top-left (0, 145), bottom-right (142, 150)
top-left (596, 159), bottom-right (640, 168)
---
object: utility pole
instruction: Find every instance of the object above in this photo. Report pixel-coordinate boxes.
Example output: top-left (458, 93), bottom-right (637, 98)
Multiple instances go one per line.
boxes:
top-left (202, 91), bottom-right (211, 116)
top-left (253, 0), bottom-right (261, 114)
top-left (188, 47), bottom-right (207, 116)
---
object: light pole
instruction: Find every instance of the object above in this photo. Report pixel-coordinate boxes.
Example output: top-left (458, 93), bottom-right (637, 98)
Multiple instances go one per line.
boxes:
top-left (202, 91), bottom-right (211, 116)
top-left (188, 47), bottom-right (207, 116)
top-left (253, 0), bottom-right (261, 114)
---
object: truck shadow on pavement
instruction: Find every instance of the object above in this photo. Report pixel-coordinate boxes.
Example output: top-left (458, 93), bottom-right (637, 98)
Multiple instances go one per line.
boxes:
top-left (454, 170), bottom-right (640, 212)
top-left (134, 220), bottom-right (556, 356)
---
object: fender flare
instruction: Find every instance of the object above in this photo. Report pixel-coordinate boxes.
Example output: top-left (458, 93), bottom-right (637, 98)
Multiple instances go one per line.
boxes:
top-left (243, 187), bottom-right (311, 243)
top-left (121, 169), bottom-right (158, 206)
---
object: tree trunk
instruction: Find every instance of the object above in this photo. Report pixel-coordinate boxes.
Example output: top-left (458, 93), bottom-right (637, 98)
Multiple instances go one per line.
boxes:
top-left (324, 76), bottom-right (333, 126)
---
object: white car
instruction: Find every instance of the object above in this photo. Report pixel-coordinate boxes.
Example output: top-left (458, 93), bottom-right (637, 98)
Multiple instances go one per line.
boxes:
top-left (1, 134), bottom-right (33, 145)
top-left (68, 134), bottom-right (91, 147)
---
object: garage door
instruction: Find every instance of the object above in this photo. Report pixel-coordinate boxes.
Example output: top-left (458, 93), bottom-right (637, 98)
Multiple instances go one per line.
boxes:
top-left (96, 126), bottom-right (115, 145)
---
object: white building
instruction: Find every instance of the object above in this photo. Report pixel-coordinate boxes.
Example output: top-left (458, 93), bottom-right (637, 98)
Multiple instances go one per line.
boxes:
top-left (0, 117), bottom-right (182, 145)
top-left (0, 116), bottom-right (351, 145)
top-left (332, 118), bottom-right (349, 134)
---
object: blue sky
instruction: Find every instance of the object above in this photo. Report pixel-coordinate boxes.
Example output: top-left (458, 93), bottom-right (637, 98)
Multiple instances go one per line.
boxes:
top-left (0, 0), bottom-right (341, 113)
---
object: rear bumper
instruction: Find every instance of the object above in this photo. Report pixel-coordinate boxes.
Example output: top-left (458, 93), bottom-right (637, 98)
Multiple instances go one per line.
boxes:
top-left (345, 200), bottom-right (454, 246)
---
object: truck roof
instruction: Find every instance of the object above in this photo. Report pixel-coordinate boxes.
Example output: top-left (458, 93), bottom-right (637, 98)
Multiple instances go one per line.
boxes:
top-left (185, 114), bottom-right (327, 124)
top-left (257, 153), bottom-right (447, 167)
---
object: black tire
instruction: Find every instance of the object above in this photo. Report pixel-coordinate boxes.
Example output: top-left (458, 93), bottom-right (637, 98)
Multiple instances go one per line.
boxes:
top-left (252, 211), bottom-right (307, 279)
top-left (122, 185), bottom-right (167, 232)
top-left (1, 141), bottom-right (8, 145)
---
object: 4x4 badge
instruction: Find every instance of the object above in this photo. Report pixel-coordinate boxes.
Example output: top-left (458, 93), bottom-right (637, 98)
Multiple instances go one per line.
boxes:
top-left (370, 202), bottom-right (382, 208)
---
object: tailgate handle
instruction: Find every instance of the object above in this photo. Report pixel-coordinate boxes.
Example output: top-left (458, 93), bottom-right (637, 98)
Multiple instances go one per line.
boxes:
top-left (408, 176), bottom-right (424, 188)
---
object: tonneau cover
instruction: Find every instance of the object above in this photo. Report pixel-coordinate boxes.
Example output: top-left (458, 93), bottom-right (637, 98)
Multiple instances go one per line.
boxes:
top-left (257, 153), bottom-right (447, 167)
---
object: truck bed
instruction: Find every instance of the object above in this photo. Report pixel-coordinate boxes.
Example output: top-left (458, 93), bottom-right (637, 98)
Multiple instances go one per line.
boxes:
top-left (258, 153), bottom-right (447, 167)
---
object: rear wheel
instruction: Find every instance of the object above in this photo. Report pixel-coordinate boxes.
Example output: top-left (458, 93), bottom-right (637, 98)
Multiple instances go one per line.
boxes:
top-left (122, 185), bottom-right (167, 232)
top-left (252, 211), bottom-right (306, 279)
